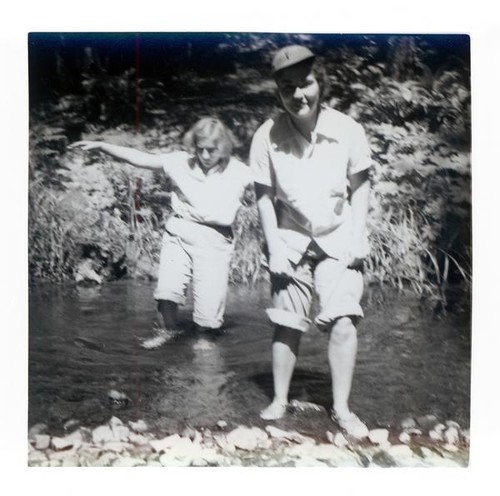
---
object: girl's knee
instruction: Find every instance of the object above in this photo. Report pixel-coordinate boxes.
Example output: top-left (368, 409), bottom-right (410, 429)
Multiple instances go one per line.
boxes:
top-left (329, 317), bottom-right (357, 344)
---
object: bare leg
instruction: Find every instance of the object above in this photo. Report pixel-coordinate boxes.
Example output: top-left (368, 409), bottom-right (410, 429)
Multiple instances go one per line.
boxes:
top-left (328, 316), bottom-right (368, 438)
top-left (140, 299), bottom-right (179, 350)
top-left (260, 325), bottom-right (302, 420)
top-left (328, 316), bottom-right (357, 416)
top-left (157, 299), bottom-right (178, 329)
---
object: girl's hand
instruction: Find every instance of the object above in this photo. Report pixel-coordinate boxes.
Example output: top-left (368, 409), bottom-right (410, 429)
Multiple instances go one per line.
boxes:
top-left (68, 141), bottom-right (102, 152)
top-left (268, 251), bottom-right (293, 279)
top-left (346, 239), bottom-right (368, 270)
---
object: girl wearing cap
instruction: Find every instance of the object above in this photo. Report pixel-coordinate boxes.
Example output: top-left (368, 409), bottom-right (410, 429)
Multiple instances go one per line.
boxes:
top-left (250, 45), bottom-right (371, 438)
top-left (70, 117), bottom-right (253, 348)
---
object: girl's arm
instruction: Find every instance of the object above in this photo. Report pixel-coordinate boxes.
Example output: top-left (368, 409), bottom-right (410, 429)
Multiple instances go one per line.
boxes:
top-left (348, 168), bottom-right (370, 264)
top-left (255, 183), bottom-right (293, 278)
top-left (68, 141), bottom-right (164, 171)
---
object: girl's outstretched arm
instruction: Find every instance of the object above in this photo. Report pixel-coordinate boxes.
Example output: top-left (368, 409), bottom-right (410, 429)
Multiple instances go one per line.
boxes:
top-left (68, 141), bottom-right (164, 170)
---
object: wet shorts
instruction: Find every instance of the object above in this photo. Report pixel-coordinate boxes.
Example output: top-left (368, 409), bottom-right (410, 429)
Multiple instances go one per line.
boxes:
top-left (154, 216), bottom-right (234, 329)
top-left (266, 243), bottom-right (364, 333)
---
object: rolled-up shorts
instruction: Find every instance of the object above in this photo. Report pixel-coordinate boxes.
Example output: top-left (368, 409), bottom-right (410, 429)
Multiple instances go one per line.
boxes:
top-left (266, 244), bottom-right (364, 333)
top-left (154, 217), bottom-right (234, 329)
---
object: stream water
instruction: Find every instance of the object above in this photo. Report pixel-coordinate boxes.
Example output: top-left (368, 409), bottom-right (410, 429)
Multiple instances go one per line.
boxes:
top-left (29, 280), bottom-right (471, 439)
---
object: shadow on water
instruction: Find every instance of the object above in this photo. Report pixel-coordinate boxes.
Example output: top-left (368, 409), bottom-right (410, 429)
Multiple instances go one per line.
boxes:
top-left (28, 279), bottom-right (471, 438)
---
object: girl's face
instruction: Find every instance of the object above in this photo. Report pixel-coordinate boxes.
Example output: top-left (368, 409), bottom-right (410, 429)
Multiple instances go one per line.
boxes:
top-left (195, 137), bottom-right (220, 170)
top-left (276, 63), bottom-right (320, 120)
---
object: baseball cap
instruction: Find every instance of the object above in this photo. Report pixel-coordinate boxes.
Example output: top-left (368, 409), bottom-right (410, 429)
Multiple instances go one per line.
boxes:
top-left (271, 45), bottom-right (315, 74)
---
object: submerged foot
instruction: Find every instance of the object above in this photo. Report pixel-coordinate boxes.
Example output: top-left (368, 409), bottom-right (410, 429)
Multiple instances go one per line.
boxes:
top-left (192, 337), bottom-right (216, 351)
top-left (260, 401), bottom-right (288, 420)
top-left (140, 328), bottom-right (177, 350)
top-left (331, 410), bottom-right (369, 439)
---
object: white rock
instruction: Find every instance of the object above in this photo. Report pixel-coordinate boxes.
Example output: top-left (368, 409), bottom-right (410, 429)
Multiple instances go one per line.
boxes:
top-left (387, 444), bottom-right (413, 458)
top-left (444, 427), bottom-right (460, 445)
top-left (445, 420), bottom-right (461, 429)
top-left (102, 441), bottom-right (131, 453)
top-left (265, 425), bottom-right (313, 444)
top-left (307, 444), bottom-right (348, 461)
top-left (63, 419), bottom-right (80, 432)
top-left (93, 452), bottom-right (117, 467)
top-left (217, 420), bottom-right (228, 429)
top-left (61, 456), bottom-right (80, 467)
top-left (407, 428), bottom-right (423, 436)
top-left (294, 457), bottom-right (328, 467)
top-left (335, 458), bottom-right (364, 468)
top-left (198, 448), bottom-right (221, 464)
top-left (92, 425), bottom-right (114, 444)
top-left (424, 456), bottom-right (462, 467)
top-left (111, 424), bottom-right (131, 442)
top-left (417, 414), bottom-right (438, 429)
top-left (429, 430), bottom-right (443, 441)
top-left (49, 449), bottom-right (77, 461)
top-left (28, 450), bottom-right (48, 464)
top-left (226, 426), bottom-right (269, 451)
top-left (150, 434), bottom-right (182, 453)
top-left (112, 457), bottom-right (147, 467)
top-left (400, 417), bottom-right (417, 429)
top-left (192, 430), bottom-right (203, 445)
top-left (128, 419), bottom-right (148, 433)
top-left (34, 434), bottom-right (51, 450)
top-left (461, 429), bottom-right (471, 444)
top-left (192, 457), bottom-right (209, 467)
top-left (394, 457), bottom-right (428, 468)
top-left (398, 431), bottom-right (411, 444)
top-left (391, 453), bottom-right (426, 468)
top-left (442, 443), bottom-right (459, 452)
top-left (419, 446), bottom-right (462, 465)
top-left (169, 437), bottom-right (196, 456)
top-left (286, 443), bottom-right (359, 466)
top-left (326, 431), bottom-right (335, 444)
top-left (333, 432), bottom-right (349, 448)
top-left (213, 434), bottom-right (236, 453)
top-left (368, 429), bottom-right (389, 445)
top-left (52, 431), bottom-right (82, 451)
top-left (159, 453), bottom-right (192, 467)
top-left (129, 433), bottom-right (150, 446)
top-left (28, 423), bottom-right (48, 440)
top-left (434, 423), bottom-right (446, 434)
top-left (109, 416), bottom-right (124, 426)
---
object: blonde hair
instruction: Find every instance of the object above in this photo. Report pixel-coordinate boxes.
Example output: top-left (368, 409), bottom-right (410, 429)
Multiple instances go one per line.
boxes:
top-left (183, 117), bottom-right (234, 165)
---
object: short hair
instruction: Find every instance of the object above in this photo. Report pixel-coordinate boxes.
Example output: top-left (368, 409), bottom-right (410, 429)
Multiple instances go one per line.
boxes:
top-left (183, 117), bottom-right (234, 164)
top-left (274, 57), bottom-right (331, 103)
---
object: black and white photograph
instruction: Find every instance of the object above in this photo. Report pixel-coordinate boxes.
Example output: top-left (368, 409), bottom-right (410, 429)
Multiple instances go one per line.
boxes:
top-left (2, 2), bottom-right (500, 493)
top-left (26, 32), bottom-right (472, 468)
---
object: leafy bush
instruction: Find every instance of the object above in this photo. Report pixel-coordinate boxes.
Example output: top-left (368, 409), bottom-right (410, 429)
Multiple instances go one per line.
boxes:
top-left (28, 35), bottom-right (471, 309)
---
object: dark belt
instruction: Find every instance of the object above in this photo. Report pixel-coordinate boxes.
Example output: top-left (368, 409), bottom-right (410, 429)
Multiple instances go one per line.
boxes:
top-left (173, 215), bottom-right (233, 240)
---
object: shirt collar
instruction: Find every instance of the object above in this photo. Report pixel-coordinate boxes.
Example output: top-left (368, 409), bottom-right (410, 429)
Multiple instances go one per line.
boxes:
top-left (189, 156), bottom-right (229, 175)
top-left (282, 104), bottom-right (341, 143)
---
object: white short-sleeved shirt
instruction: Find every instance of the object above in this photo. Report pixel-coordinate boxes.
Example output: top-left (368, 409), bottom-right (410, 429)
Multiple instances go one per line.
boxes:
top-left (250, 106), bottom-right (371, 263)
top-left (160, 151), bottom-right (253, 227)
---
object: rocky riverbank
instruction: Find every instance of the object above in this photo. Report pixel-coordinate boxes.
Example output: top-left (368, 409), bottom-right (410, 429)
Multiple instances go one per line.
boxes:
top-left (28, 413), bottom-right (469, 467)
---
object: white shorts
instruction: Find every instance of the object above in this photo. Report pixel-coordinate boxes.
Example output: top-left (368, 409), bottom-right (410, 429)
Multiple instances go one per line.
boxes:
top-left (266, 246), bottom-right (364, 333)
top-left (154, 217), bottom-right (234, 329)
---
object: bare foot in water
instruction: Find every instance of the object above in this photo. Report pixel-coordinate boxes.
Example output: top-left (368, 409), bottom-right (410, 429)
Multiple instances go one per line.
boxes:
top-left (259, 401), bottom-right (287, 420)
top-left (140, 328), bottom-right (176, 349)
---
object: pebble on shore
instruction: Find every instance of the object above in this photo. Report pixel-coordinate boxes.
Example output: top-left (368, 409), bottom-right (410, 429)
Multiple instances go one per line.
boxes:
top-left (27, 414), bottom-right (470, 468)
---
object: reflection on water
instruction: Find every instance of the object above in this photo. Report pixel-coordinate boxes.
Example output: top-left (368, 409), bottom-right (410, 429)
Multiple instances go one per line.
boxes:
top-left (29, 280), bottom-right (471, 437)
top-left (153, 337), bottom-right (235, 430)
